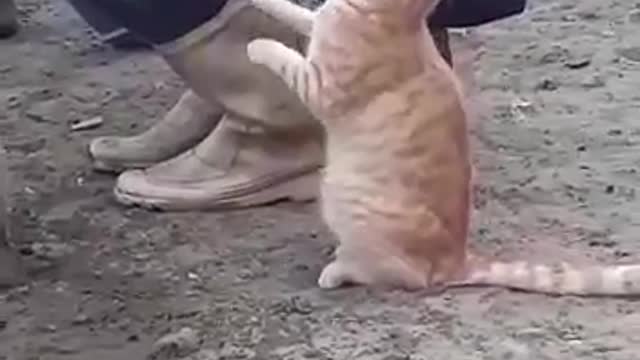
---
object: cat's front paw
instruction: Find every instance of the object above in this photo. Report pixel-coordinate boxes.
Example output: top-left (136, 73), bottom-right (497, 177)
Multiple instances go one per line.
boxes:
top-left (246, 38), bottom-right (274, 66)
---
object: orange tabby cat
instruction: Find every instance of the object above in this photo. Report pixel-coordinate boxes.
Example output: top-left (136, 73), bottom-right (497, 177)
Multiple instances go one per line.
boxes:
top-left (246, 0), bottom-right (640, 296)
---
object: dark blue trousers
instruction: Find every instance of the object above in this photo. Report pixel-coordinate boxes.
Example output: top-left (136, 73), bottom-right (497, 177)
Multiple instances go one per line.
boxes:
top-left (431, 0), bottom-right (526, 28)
top-left (87, 0), bottom-right (527, 46)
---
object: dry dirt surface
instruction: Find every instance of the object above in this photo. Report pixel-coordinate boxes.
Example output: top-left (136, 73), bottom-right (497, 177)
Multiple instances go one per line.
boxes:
top-left (2, 0), bottom-right (640, 359)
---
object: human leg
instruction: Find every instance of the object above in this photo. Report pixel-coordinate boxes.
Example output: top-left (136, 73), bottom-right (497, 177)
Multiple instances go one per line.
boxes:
top-left (88, 0), bottom-right (324, 210)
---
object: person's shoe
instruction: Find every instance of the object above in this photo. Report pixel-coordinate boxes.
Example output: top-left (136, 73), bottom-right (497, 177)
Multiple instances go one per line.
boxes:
top-left (0, 0), bottom-right (18, 39)
top-left (89, 90), bottom-right (223, 173)
top-left (114, 1), bottom-right (324, 210)
top-left (115, 114), bottom-right (322, 210)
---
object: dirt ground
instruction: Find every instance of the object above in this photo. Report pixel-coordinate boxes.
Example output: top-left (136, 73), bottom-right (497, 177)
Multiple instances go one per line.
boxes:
top-left (2, 0), bottom-right (640, 359)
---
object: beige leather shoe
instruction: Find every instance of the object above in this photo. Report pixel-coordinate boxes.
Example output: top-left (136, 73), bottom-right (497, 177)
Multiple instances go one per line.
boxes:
top-left (114, 1), bottom-right (324, 210)
top-left (115, 115), bottom-right (322, 210)
top-left (89, 90), bottom-right (222, 173)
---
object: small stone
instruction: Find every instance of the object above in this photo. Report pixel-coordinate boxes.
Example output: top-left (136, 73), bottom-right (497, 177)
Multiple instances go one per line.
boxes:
top-left (30, 242), bottom-right (74, 261)
top-left (6, 94), bottom-right (21, 109)
top-left (43, 36), bottom-right (61, 45)
top-left (26, 99), bottom-right (59, 123)
top-left (617, 47), bottom-right (640, 62)
top-left (539, 48), bottom-right (567, 65)
top-left (614, 249), bottom-right (631, 258)
top-left (42, 324), bottom-right (58, 333)
top-left (41, 68), bottom-right (55, 77)
top-left (288, 296), bottom-right (314, 315)
top-left (182, 349), bottom-right (219, 360)
top-left (629, 9), bottom-right (640, 24)
top-left (71, 314), bottom-right (91, 325)
top-left (497, 338), bottom-right (533, 360)
top-left (237, 269), bottom-right (254, 280)
top-left (580, 75), bottom-right (605, 89)
top-left (535, 78), bottom-right (558, 91)
top-left (69, 116), bottom-right (103, 131)
top-left (564, 57), bottom-right (591, 69)
top-left (219, 344), bottom-right (255, 359)
top-left (577, 11), bottom-right (599, 21)
top-left (186, 272), bottom-right (200, 281)
top-left (562, 14), bottom-right (578, 22)
top-left (601, 30), bottom-right (615, 38)
top-left (516, 327), bottom-right (547, 341)
top-left (148, 327), bottom-right (202, 360)
top-left (588, 240), bottom-right (617, 248)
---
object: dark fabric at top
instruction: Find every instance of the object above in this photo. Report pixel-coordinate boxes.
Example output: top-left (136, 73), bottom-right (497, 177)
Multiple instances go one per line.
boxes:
top-left (86, 0), bottom-right (526, 46)
top-left (88, 0), bottom-right (229, 45)
top-left (429, 0), bottom-right (527, 28)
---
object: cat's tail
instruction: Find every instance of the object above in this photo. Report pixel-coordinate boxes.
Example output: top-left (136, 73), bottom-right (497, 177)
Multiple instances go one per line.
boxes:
top-left (450, 253), bottom-right (640, 297)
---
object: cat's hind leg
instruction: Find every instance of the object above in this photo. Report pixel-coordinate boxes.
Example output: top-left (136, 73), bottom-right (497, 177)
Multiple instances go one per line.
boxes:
top-left (247, 38), bottom-right (318, 106)
top-left (318, 245), bottom-right (428, 290)
top-left (318, 259), bottom-right (366, 289)
top-left (251, 0), bottom-right (315, 36)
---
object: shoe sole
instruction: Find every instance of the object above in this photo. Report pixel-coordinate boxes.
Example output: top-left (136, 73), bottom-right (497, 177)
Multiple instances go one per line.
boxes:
top-left (113, 170), bottom-right (320, 212)
top-left (92, 159), bottom-right (156, 174)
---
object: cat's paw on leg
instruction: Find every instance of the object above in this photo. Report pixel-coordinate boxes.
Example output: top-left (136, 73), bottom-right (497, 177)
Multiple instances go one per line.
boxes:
top-left (250, 0), bottom-right (315, 35)
top-left (247, 38), bottom-right (302, 69)
top-left (247, 38), bottom-right (309, 99)
top-left (246, 38), bottom-right (277, 66)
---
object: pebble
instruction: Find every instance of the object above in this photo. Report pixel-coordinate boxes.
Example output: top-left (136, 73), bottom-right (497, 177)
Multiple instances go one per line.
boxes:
top-left (69, 116), bottom-right (103, 131)
top-left (29, 242), bottom-right (75, 261)
top-left (535, 78), bottom-right (559, 91)
top-left (6, 94), bottom-right (21, 109)
top-left (26, 99), bottom-right (59, 123)
top-left (496, 339), bottom-right (534, 360)
top-left (564, 57), bottom-right (591, 69)
top-left (629, 9), bottom-right (640, 23)
top-left (181, 349), bottom-right (219, 360)
top-left (617, 47), bottom-right (640, 62)
top-left (218, 344), bottom-right (256, 359)
top-left (580, 75), bottom-right (605, 89)
top-left (71, 314), bottom-right (91, 325)
top-left (271, 296), bottom-right (314, 316)
top-left (148, 327), bottom-right (202, 360)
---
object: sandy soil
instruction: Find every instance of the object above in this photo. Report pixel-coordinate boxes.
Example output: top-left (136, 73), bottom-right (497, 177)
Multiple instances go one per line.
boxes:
top-left (1, 0), bottom-right (640, 359)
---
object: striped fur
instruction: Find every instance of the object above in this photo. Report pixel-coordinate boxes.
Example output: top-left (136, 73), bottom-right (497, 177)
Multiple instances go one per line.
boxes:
top-left (246, 0), bottom-right (640, 297)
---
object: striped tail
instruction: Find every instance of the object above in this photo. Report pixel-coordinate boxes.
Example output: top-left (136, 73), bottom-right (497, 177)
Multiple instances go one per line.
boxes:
top-left (455, 255), bottom-right (640, 296)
